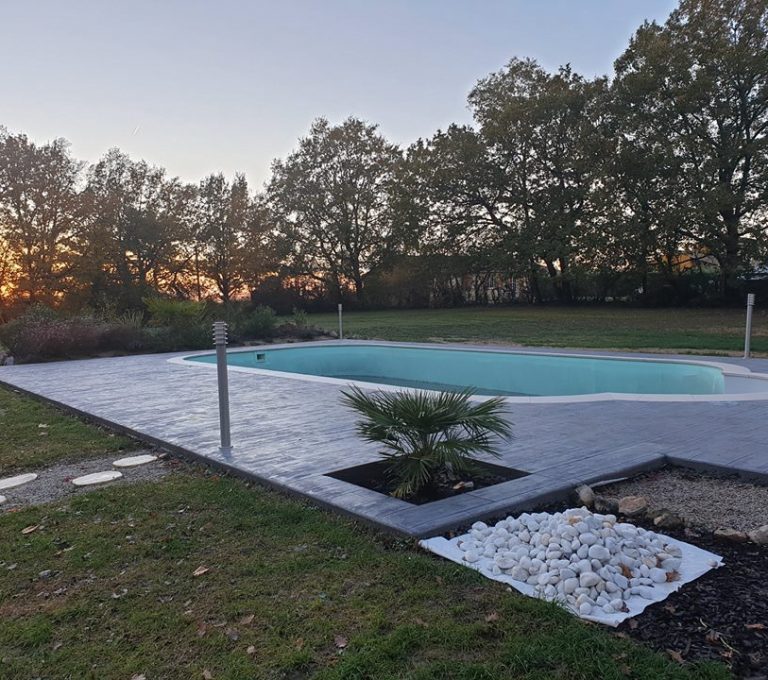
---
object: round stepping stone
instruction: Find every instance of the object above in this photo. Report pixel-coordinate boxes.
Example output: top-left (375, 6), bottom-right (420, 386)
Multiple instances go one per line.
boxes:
top-left (112, 454), bottom-right (158, 468)
top-left (71, 471), bottom-right (123, 487)
top-left (0, 472), bottom-right (38, 490)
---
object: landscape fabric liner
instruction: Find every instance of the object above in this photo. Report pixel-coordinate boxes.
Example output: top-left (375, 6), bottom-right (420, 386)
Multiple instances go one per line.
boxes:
top-left (420, 526), bottom-right (723, 627)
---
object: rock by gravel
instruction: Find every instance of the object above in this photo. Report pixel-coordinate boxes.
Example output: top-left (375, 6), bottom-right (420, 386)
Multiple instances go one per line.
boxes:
top-left (0, 451), bottom-right (171, 511)
top-left (618, 495), bottom-right (648, 517)
top-left (747, 525), bottom-right (768, 545)
top-left (714, 528), bottom-right (749, 543)
top-left (574, 484), bottom-right (595, 507)
top-left (652, 510), bottom-right (684, 530)
top-left (594, 495), bottom-right (619, 514)
top-left (600, 468), bottom-right (768, 533)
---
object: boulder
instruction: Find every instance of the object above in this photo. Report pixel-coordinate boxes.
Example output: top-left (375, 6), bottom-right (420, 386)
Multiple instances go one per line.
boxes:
top-left (652, 510), bottom-right (684, 530)
top-left (574, 484), bottom-right (595, 508)
top-left (713, 528), bottom-right (749, 543)
top-left (594, 495), bottom-right (619, 514)
top-left (618, 495), bottom-right (648, 518)
top-left (747, 525), bottom-right (768, 545)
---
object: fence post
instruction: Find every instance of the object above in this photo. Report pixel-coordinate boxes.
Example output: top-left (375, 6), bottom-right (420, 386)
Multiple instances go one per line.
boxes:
top-left (744, 293), bottom-right (756, 359)
top-left (338, 303), bottom-right (343, 340)
top-left (212, 321), bottom-right (232, 456)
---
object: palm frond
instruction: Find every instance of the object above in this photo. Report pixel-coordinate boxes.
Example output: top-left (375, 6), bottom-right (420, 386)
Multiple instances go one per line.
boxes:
top-left (341, 386), bottom-right (513, 499)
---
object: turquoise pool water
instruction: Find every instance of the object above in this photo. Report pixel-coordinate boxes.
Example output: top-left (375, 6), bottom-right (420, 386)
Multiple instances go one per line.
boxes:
top-left (186, 344), bottom-right (726, 397)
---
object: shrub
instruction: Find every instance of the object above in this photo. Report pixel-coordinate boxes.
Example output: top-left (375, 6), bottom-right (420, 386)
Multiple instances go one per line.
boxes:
top-left (342, 387), bottom-right (512, 499)
top-left (0, 317), bottom-right (104, 361)
top-left (144, 297), bottom-right (210, 328)
top-left (237, 305), bottom-right (276, 339)
top-left (291, 307), bottom-right (308, 328)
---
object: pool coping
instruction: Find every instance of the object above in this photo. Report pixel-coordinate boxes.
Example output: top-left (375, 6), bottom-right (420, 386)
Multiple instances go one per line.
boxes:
top-left (170, 339), bottom-right (768, 404)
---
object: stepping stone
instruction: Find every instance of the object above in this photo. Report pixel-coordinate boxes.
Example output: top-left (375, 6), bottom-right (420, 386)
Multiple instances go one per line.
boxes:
top-left (71, 471), bottom-right (123, 487)
top-left (0, 472), bottom-right (38, 490)
top-left (113, 454), bottom-right (158, 468)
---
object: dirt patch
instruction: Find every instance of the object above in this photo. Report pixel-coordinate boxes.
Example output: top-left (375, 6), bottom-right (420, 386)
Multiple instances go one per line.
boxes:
top-left (0, 450), bottom-right (173, 510)
top-left (597, 467), bottom-right (768, 533)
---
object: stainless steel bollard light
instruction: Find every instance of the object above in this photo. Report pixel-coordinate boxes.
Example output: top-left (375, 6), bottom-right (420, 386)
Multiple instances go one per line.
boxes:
top-left (213, 321), bottom-right (233, 456)
top-left (338, 303), bottom-right (343, 340)
top-left (744, 293), bottom-right (756, 359)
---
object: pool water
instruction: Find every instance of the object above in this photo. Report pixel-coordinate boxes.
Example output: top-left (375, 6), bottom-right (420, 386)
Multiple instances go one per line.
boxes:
top-left (186, 344), bottom-right (726, 397)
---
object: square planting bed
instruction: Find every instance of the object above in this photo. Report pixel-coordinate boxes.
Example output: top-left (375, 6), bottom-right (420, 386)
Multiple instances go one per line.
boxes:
top-left (326, 459), bottom-right (530, 505)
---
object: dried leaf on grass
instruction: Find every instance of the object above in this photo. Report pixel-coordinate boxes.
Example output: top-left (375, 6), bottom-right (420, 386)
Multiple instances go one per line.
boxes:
top-left (666, 649), bottom-right (685, 664)
top-left (193, 566), bottom-right (209, 577)
top-left (334, 635), bottom-right (348, 649)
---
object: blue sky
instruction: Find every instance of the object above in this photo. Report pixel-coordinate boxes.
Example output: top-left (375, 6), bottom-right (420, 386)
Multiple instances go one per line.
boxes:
top-left (0, 0), bottom-right (677, 187)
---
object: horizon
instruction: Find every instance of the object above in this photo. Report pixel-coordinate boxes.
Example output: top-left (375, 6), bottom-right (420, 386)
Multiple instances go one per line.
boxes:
top-left (1, 0), bottom-right (677, 188)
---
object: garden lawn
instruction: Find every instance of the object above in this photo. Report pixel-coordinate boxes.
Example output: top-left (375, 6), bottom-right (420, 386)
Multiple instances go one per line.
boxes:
top-left (307, 306), bottom-right (768, 355)
top-left (0, 472), bottom-right (729, 680)
top-left (0, 386), bottom-right (133, 473)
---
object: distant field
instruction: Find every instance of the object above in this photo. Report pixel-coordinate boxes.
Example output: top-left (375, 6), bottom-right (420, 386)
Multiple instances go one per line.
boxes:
top-left (307, 306), bottom-right (768, 355)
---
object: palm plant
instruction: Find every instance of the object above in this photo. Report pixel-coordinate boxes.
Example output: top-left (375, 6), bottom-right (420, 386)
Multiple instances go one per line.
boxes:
top-left (342, 387), bottom-right (513, 499)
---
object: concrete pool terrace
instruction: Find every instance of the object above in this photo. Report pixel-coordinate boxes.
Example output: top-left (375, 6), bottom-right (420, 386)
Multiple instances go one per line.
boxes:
top-left (2, 341), bottom-right (768, 537)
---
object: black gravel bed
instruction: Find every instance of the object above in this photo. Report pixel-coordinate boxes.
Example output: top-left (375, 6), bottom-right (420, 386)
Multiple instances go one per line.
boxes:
top-left (616, 523), bottom-right (768, 678)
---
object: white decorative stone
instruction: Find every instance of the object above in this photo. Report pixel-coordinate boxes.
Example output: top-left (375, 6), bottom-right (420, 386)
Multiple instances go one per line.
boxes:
top-left (433, 506), bottom-right (694, 620)
top-left (0, 472), bottom-right (38, 490)
top-left (71, 471), bottom-right (123, 486)
top-left (0, 495), bottom-right (6, 504)
top-left (113, 454), bottom-right (158, 468)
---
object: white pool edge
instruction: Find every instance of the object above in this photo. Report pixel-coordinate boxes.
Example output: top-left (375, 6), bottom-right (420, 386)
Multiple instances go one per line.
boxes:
top-left (169, 340), bottom-right (768, 404)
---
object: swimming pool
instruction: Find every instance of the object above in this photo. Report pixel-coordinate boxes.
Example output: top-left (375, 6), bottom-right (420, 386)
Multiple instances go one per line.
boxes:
top-left (180, 342), bottom-right (768, 401)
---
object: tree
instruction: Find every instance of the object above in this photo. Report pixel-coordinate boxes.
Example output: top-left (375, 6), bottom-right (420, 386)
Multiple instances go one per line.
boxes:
top-left (0, 130), bottom-right (84, 304)
top-left (468, 59), bottom-right (609, 302)
top-left (195, 173), bottom-right (250, 304)
top-left (84, 149), bottom-right (185, 309)
top-left (613, 0), bottom-right (768, 297)
top-left (267, 117), bottom-right (402, 304)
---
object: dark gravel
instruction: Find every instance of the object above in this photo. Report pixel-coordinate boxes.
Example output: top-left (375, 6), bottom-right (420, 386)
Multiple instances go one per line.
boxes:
top-left (618, 524), bottom-right (768, 678)
top-left (0, 450), bottom-right (172, 511)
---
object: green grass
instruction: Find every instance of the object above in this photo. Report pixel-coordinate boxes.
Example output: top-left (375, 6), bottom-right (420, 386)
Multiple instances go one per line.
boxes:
top-left (0, 471), bottom-right (728, 680)
top-left (0, 386), bottom-right (133, 473)
top-left (308, 306), bottom-right (768, 355)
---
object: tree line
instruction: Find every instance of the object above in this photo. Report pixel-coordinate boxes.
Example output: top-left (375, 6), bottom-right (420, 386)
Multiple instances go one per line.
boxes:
top-left (1, 0), bottom-right (767, 317)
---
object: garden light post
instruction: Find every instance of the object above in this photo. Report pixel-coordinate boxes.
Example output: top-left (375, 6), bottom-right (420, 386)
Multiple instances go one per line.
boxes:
top-left (213, 321), bottom-right (232, 456)
top-left (744, 294), bottom-right (756, 359)
top-left (338, 303), bottom-right (343, 340)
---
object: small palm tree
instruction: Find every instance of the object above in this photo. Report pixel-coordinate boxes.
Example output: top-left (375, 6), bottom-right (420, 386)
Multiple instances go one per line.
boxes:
top-left (342, 387), bottom-right (513, 499)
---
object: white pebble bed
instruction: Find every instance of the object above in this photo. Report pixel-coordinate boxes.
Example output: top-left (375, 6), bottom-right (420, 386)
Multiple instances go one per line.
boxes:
top-left (456, 508), bottom-right (700, 618)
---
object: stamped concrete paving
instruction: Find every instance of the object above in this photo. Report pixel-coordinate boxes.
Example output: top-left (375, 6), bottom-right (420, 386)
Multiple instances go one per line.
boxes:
top-left (1, 342), bottom-right (767, 537)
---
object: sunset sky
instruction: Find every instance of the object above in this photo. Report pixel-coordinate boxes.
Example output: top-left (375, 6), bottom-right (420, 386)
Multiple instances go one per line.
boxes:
top-left (0, 0), bottom-right (677, 187)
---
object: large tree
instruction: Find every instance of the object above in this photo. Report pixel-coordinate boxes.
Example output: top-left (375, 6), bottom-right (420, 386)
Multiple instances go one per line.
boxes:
top-left (84, 149), bottom-right (185, 308)
top-left (613, 0), bottom-right (768, 297)
top-left (0, 130), bottom-right (84, 304)
top-left (195, 173), bottom-right (250, 304)
top-left (267, 117), bottom-right (402, 303)
top-left (468, 59), bottom-right (609, 302)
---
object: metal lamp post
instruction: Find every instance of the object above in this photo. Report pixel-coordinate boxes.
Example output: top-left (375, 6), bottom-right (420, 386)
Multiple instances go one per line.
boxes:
top-left (213, 321), bottom-right (232, 456)
top-left (744, 293), bottom-right (756, 359)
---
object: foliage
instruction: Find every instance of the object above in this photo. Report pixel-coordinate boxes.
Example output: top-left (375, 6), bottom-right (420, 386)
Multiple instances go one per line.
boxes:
top-left (1, 0), bottom-right (768, 313)
top-left (235, 305), bottom-right (277, 339)
top-left (267, 117), bottom-right (403, 303)
top-left (291, 307), bottom-right (308, 328)
top-left (144, 297), bottom-right (209, 328)
top-left (342, 387), bottom-right (512, 498)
